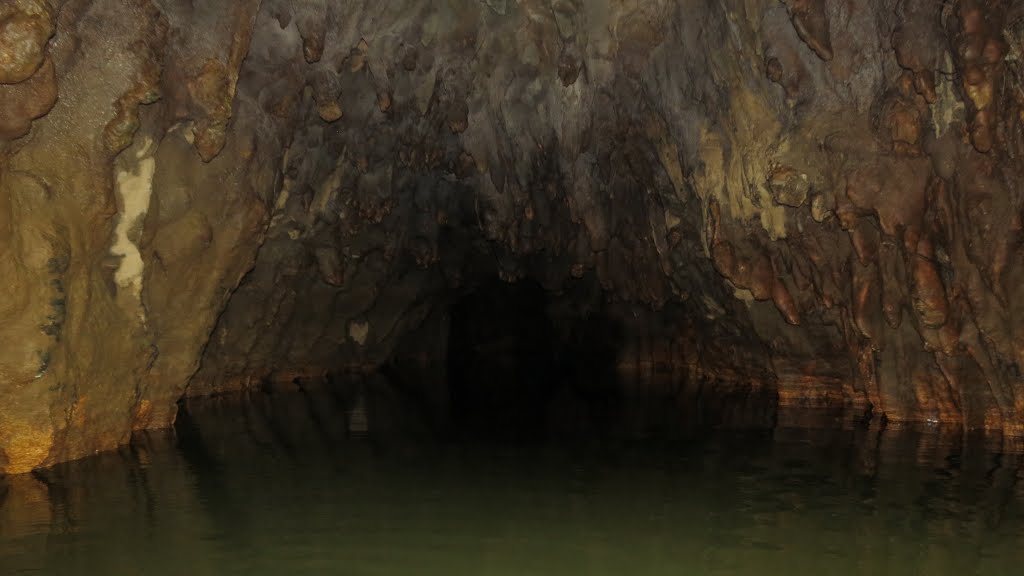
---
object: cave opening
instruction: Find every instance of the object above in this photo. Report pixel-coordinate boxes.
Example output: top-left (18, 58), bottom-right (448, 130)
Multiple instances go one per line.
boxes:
top-left (443, 277), bottom-right (624, 441)
top-left (446, 277), bottom-right (560, 439)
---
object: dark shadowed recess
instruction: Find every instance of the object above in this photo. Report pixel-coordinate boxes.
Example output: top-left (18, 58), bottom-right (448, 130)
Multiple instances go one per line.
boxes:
top-left (168, 275), bottom-right (780, 450)
top-left (445, 277), bottom-right (617, 440)
top-left (438, 275), bottom-right (776, 442)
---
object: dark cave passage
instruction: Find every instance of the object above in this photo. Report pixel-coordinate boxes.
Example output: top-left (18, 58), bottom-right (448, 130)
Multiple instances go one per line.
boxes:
top-left (445, 278), bottom-right (626, 440)
top-left (446, 278), bottom-right (559, 439)
top-left (438, 276), bottom-right (767, 442)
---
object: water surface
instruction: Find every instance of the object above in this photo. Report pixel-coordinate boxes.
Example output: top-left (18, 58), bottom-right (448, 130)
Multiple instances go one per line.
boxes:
top-left (2, 383), bottom-right (1023, 575)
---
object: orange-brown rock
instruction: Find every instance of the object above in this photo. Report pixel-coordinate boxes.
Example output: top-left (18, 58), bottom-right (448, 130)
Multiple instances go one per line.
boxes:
top-left (0, 56), bottom-right (56, 140)
top-left (0, 0), bottom-right (53, 85)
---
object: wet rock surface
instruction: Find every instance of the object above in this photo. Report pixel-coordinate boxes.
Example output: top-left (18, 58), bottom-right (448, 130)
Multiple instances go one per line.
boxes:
top-left (4, 0), bottom-right (1024, 473)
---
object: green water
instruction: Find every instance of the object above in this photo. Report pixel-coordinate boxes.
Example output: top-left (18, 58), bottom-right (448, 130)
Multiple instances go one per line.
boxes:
top-left (2, 389), bottom-right (1023, 575)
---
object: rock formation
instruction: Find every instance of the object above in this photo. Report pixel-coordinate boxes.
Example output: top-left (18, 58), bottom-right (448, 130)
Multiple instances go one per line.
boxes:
top-left (3, 0), bottom-right (1024, 473)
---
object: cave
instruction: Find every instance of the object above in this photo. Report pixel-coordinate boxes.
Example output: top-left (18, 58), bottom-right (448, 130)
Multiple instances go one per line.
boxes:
top-left (446, 278), bottom-right (561, 438)
top-left (3, 0), bottom-right (1024, 573)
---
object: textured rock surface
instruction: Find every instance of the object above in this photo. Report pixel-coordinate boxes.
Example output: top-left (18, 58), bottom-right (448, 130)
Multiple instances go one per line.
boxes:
top-left (4, 0), bottom-right (1024, 473)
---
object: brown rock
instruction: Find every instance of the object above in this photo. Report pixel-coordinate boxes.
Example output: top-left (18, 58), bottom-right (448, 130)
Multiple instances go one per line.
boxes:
top-left (0, 56), bottom-right (56, 140)
top-left (0, 1), bottom-right (53, 85)
top-left (783, 0), bottom-right (833, 61)
top-left (911, 256), bottom-right (949, 328)
top-left (767, 165), bottom-right (810, 208)
top-left (4, 0), bottom-right (1024, 471)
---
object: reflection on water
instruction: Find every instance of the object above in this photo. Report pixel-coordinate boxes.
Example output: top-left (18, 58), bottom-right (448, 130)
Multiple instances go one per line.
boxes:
top-left (2, 375), bottom-right (1024, 575)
